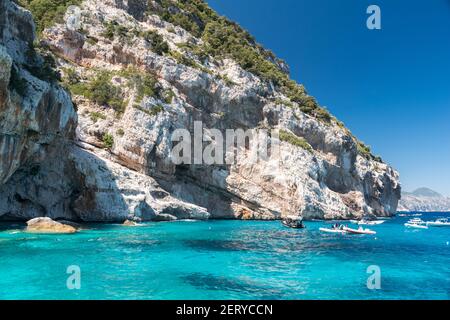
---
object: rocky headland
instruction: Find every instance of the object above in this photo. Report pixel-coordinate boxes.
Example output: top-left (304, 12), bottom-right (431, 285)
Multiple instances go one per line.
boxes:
top-left (398, 188), bottom-right (450, 212)
top-left (0, 0), bottom-right (401, 222)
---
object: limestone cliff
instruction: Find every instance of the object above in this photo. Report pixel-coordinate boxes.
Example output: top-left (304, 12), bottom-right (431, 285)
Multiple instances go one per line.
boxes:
top-left (0, 0), bottom-right (401, 222)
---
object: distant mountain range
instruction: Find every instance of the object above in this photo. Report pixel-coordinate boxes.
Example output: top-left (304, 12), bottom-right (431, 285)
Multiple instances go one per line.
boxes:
top-left (398, 188), bottom-right (450, 212)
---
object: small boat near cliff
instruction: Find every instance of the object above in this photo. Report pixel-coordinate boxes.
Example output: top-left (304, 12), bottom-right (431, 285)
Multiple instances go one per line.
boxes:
top-left (404, 218), bottom-right (428, 229)
top-left (349, 218), bottom-right (385, 226)
top-left (281, 216), bottom-right (305, 229)
top-left (320, 224), bottom-right (376, 235)
top-left (319, 227), bottom-right (346, 234)
top-left (357, 220), bottom-right (385, 226)
top-left (426, 218), bottom-right (450, 227)
top-left (404, 223), bottom-right (428, 229)
top-left (343, 226), bottom-right (377, 235)
top-left (320, 223), bottom-right (347, 234)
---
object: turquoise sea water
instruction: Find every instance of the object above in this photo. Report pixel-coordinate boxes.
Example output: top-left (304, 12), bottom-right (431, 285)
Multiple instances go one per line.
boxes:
top-left (0, 213), bottom-right (449, 300)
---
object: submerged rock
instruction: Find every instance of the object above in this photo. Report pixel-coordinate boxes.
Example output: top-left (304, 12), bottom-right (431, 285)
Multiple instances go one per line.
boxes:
top-left (26, 217), bottom-right (77, 234)
top-left (123, 219), bottom-right (139, 226)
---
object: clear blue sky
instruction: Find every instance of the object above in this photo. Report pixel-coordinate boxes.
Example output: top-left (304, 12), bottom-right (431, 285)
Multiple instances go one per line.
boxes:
top-left (207, 0), bottom-right (450, 196)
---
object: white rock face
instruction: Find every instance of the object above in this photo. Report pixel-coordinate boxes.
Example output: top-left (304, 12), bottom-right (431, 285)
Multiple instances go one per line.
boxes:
top-left (68, 145), bottom-right (210, 221)
top-left (0, 0), bottom-right (401, 221)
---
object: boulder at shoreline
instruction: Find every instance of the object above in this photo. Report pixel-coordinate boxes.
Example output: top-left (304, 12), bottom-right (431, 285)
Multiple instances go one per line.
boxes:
top-left (123, 219), bottom-right (139, 226)
top-left (26, 217), bottom-right (77, 234)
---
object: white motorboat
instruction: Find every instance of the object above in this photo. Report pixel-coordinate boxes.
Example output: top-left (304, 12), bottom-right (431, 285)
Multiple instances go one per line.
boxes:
top-left (343, 226), bottom-right (376, 235)
top-left (426, 218), bottom-right (450, 227)
top-left (404, 218), bottom-right (428, 229)
top-left (404, 223), bottom-right (428, 229)
top-left (407, 218), bottom-right (426, 225)
top-left (319, 227), bottom-right (346, 234)
top-left (357, 220), bottom-right (385, 226)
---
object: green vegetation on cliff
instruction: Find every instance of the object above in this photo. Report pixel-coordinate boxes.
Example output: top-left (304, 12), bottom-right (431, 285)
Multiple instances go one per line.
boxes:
top-left (169, 50), bottom-right (210, 74)
top-left (119, 66), bottom-right (171, 105)
top-left (150, 0), bottom-right (332, 123)
top-left (70, 71), bottom-right (125, 114)
top-left (150, 0), bottom-right (382, 161)
top-left (102, 132), bottom-right (114, 149)
top-left (357, 141), bottom-right (382, 162)
top-left (141, 30), bottom-right (170, 55)
top-left (279, 130), bottom-right (313, 153)
top-left (89, 111), bottom-right (106, 123)
top-left (102, 20), bottom-right (130, 41)
top-left (133, 104), bottom-right (164, 117)
top-left (15, 0), bottom-right (381, 161)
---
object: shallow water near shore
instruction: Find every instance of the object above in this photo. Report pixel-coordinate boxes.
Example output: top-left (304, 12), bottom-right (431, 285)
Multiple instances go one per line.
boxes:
top-left (0, 213), bottom-right (449, 300)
